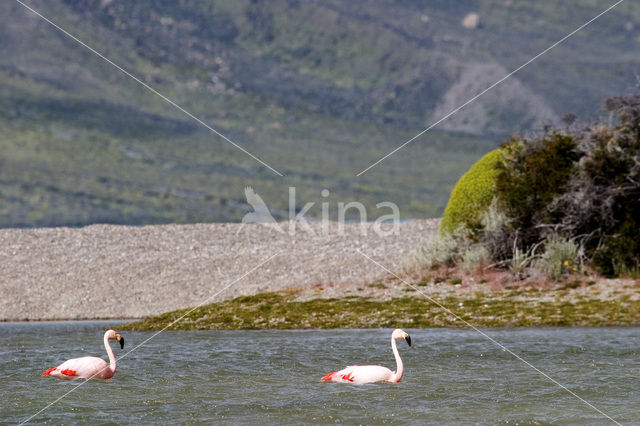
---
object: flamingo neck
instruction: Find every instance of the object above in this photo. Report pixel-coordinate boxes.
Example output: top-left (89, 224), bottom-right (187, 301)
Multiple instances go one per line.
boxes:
top-left (104, 332), bottom-right (116, 374)
top-left (390, 336), bottom-right (403, 383)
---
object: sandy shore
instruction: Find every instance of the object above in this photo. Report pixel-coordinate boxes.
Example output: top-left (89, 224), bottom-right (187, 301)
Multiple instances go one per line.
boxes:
top-left (0, 220), bottom-right (438, 320)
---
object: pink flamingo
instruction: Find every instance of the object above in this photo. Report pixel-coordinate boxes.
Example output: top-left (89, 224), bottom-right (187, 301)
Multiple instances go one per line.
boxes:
top-left (42, 329), bottom-right (124, 380)
top-left (321, 329), bottom-right (411, 384)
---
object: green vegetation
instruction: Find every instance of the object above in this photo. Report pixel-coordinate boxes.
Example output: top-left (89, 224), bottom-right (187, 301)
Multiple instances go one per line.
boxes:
top-left (497, 95), bottom-right (640, 276)
top-left (534, 236), bottom-right (582, 281)
top-left (405, 229), bottom-right (458, 271)
top-left (120, 290), bottom-right (640, 330)
top-left (2, 1), bottom-right (640, 227)
top-left (496, 132), bottom-right (579, 247)
top-left (440, 148), bottom-right (503, 234)
top-left (430, 93), bottom-right (640, 279)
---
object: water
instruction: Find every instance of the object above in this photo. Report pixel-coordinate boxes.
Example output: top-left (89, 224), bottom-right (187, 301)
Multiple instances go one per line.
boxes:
top-left (1, 322), bottom-right (638, 425)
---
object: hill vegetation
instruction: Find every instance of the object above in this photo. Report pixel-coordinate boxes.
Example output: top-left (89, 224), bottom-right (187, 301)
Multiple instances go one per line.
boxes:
top-left (1, 0), bottom-right (639, 226)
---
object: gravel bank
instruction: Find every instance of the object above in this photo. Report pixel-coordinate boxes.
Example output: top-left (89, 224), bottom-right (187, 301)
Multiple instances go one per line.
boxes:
top-left (0, 220), bottom-right (438, 320)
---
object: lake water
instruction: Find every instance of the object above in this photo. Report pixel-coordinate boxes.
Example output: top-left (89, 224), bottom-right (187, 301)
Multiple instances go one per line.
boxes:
top-left (1, 322), bottom-right (638, 424)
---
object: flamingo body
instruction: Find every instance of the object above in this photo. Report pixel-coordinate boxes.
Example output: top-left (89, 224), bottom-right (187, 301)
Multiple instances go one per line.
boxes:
top-left (322, 329), bottom-right (411, 384)
top-left (321, 365), bottom-right (394, 384)
top-left (42, 329), bottom-right (124, 381)
top-left (42, 356), bottom-right (113, 380)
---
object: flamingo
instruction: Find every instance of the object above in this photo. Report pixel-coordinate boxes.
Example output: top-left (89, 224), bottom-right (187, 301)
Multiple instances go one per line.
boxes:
top-left (42, 329), bottom-right (124, 380)
top-left (321, 329), bottom-right (411, 384)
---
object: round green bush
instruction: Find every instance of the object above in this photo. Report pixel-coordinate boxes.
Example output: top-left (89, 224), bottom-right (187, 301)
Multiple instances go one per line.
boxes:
top-left (440, 148), bottom-right (503, 235)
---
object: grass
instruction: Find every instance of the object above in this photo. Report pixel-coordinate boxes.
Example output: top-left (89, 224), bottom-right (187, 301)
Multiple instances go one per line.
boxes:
top-left (119, 290), bottom-right (640, 331)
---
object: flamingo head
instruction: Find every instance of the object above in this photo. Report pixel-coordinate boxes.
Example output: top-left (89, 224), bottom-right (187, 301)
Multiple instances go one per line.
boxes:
top-left (392, 329), bottom-right (411, 347)
top-left (106, 329), bottom-right (125, 349)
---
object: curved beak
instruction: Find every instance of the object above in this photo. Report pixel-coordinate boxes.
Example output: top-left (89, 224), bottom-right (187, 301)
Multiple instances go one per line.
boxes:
top-left (405, 335), bottom-right (411, 347)
top-left (117, 335), bottom-right (125, 349)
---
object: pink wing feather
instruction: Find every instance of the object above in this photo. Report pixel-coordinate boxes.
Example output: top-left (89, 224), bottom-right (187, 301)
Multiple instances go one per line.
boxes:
top-left (42, 356), bottom-right (112, 380)
top-left (321, 365), bottom-right (393, 384)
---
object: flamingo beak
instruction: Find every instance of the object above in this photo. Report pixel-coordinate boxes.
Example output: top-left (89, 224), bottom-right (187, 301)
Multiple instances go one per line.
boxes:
top-left (405, 335), bottom-right (411, 347)
top-left (117, 335), bottom-right (125, 349)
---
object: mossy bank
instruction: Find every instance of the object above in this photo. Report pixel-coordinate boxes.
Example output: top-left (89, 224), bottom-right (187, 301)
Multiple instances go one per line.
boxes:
top-left (120, 289), bottom-right (640, 331)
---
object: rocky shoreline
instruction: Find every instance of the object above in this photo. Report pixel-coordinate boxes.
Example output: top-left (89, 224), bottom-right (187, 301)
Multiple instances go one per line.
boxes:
top-left (0, 220), bottom-right (438, 321)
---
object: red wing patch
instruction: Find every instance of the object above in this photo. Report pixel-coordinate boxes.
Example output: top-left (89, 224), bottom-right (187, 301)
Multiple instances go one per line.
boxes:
top-left (42, 367), bottom-right (56, 376)
top-left (60, 369), bottom-right (77, 376)
top-left (321, 372), bottom-right (337, 382)
top-left (340, 372), bottom-right (355, 382)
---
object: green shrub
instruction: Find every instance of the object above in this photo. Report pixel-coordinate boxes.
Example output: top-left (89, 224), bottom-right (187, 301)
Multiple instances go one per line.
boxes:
top-left (495, 132), bottom-right (579, 248)
top-left (440, 149), bottom-right (503, 235)
top-left (478, 198), bottom-right (512, 261)
top-left (405, 231), bottom-right (459, 271)
top-left (432, 93), bottom-right (640, 278)
top-left (612, 261), bottom-right (640, 278)
top-left (554, 95), bottom-right (640, 276)
top-left (592, 225), bottom-right (640, 277)
top-left (461, 244), bottom-right (491, 272)
top-left (534, 236), bottom-right (581, 281)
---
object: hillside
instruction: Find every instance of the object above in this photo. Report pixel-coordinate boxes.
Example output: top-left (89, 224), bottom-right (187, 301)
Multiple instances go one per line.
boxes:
top-left (1, 0), bottom-right (639, 226)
